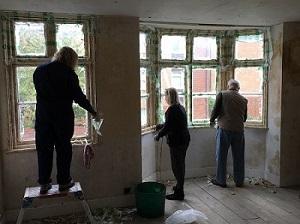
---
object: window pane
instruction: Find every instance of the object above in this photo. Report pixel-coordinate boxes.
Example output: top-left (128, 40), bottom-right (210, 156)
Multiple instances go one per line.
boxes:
top-left (17, 67), bottom-right (36, 102)
top-left (192, 96), bottom-right (215, 121)
top-left (235, 67), bottom-right (263, 94)
top-left (192, 68), bottom-right (216, 93)
top-left (161, 68), bottom-right (185, 93)
top-left (235, 34), bottom-right (264, 60)
top-left (161, 35), bottom-right (186, 60)
top-left (140, 67), bottom-right (147, 95)
top-left (193, 36), bottom-right (217, 60)
top-left (15, 22), bottom-right (46, 56)
top-left (73, 66), bottom-right (88, 137)
top-left (140, 33), bottom-right (147, 59)
top-left (245, 95), bottom-right (262, 121)
top-left (19, 104), bottom-right (35, 141)
top-left (141, 97), bottom-right (148, 126)
top-left (56, 24), bottom-right (85, 57)
top-left (75, 66), bottom-right (86, 93)
top-left (73, 104), bottom-right (88, 137)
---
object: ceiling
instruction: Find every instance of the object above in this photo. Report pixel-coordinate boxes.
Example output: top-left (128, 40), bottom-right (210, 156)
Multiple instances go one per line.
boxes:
top-left (0, 0), bottom-right (300, 26)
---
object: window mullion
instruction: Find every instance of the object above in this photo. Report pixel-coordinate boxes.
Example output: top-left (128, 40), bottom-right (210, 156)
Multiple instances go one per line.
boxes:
top-left (45, 18), bottom-right (56, 58)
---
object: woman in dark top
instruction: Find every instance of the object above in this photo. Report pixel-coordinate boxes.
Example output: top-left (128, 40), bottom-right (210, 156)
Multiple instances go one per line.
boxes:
top-left (154, 87), bottom-right (190, 200)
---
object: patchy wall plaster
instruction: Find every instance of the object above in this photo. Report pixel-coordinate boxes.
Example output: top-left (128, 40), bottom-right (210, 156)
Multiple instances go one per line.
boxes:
top-left (1, 16), bottom-right (141, 218)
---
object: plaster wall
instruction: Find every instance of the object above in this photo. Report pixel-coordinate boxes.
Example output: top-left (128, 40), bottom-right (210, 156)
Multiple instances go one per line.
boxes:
top-left (142, 127), bottom-right (266, 182)
top-left (281, 22), bottom-right (300, 186)
top-left (141, 133), bottom-right (156, 180)
top-left (265, 24), bottom-right (283, 185)
top-left (0, 15), bottom-right (141, 219)
top-left (0, 21), bottom-right (4, 223)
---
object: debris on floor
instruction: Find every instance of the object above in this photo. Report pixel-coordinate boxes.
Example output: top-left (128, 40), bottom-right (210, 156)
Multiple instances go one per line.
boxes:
top-left (21, 207), bottom-right (136, 224)
top-left (93, 207), bottom-right (136, 223)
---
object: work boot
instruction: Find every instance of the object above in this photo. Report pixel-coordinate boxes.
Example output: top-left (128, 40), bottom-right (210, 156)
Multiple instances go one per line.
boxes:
top-left (59, 180), bottom-right (75, 192)
top-left (211, 178), bottom-right (227, 188)
top-left (166, 189), bottom-right (184, 201)
top-left (40, 183), bottom-right (52, 194)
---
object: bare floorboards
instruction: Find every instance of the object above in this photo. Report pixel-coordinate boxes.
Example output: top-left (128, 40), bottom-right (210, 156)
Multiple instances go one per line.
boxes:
top-left (13, 177), bottom-right (300, 224)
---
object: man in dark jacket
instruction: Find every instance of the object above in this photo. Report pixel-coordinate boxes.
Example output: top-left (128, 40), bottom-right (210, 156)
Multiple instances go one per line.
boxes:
top-left (210, 79), bottom-right (248, 188)
top-left (34, 47), bottom-right (98, 194)
top-left (155, 87), bottom-right (190, 200)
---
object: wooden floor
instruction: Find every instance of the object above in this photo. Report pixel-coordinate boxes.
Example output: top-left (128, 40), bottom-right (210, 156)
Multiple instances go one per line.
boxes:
top-left (16, 177), bottom-right (300, 224)
top-left (134, 177), bottom-right (300, 224)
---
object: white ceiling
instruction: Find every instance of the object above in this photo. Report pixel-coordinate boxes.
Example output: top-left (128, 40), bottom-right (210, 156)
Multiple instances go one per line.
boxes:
top-left (0, 0), bottom-right (300, 26)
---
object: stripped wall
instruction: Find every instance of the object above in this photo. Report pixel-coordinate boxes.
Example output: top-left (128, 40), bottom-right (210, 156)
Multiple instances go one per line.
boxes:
top-left (281, 22), bottom-right (300, 186)
top-left (142, 128), bottom-right (266, 183)
top-left (0, 15), bottom-right (141, 222)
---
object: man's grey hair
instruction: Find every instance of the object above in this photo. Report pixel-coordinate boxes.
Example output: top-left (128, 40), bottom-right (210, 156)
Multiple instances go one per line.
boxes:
top-left (228, 79), bottom-right (240, 91)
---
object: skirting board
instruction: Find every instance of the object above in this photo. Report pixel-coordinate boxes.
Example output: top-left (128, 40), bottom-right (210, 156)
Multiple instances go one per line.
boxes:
top-left (4, 194), bottom-right (135, 222)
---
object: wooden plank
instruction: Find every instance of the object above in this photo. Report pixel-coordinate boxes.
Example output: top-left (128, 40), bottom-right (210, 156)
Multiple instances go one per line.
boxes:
top-left (246, 184), bottom-right (300, 219)
top-left (194, 178), bottom-right (286, 224)
top-left (185, 180), bottom-right (247, 224)
top-left (193, 179), bottom-right (259, 221)
top-left (233, 185), bottom-right (300, 224)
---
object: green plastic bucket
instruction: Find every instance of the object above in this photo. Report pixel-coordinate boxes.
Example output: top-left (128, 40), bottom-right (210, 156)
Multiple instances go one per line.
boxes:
top-left (135, 181), bottom-right (166, 218)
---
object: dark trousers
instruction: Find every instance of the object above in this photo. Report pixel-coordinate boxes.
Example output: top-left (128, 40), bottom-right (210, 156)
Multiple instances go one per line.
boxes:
top-left (169, 144), bottom-right (188, 192)
top-left (35, 122), bottom-right (73, 185)
top-left (216, 128), bottom-right (245, 186)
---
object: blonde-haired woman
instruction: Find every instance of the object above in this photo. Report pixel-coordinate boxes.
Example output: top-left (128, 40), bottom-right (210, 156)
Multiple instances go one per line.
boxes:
top-left (33, 47), bottom-right (98, 194)
top-left (155, 87), bottom-right (190, 200)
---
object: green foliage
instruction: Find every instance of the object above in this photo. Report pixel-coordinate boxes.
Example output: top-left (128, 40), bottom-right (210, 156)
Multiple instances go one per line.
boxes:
top-left (16, 23), bottom-right (46, 55)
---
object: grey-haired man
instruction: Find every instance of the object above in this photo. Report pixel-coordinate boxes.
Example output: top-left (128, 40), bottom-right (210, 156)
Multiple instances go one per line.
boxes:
top-left (210, 79), bottom-right (248, 187)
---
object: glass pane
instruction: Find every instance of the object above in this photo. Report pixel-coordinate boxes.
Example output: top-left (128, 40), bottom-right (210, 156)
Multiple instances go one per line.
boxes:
top-left (140, 33), bottom-right (147, 59)
top-left (234, 67), bottom-right (263, 94)
top-left (192, 96), bottom-right (215, 121)
top-left (73, 104), bottom-right (88, 137)
top-left (56, 24), bottom-right (85, 57)
top-left (17, 67), bottom-right (36, 103)
top-left (161, 67), bottom-right (185, 93)
top-left (141, 97), bottom-right (148, 126)
top-left (15, 22), bottom-right (46, 56)
top-left (19, 104), bottom-right (35, 141)
top-left (245, 95), bottom-right (262, 121)
top-left (75, 66), bottom-right (86, 93)
top-left (73, 66), bottom-right (88, 137)
top-left (161, 35), bottom-right (186, 60)
top-left (235, 34), bottom-right (264, 60)
top-left (192, 68), bottom-right (216, 93)
top-left (193, 36), bottom-right (217, 60)
top-left (140, 67), bottom-right (147, 95)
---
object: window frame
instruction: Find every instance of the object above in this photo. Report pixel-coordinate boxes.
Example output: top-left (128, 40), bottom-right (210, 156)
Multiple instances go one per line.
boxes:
top-left (140, 26), bottom-right (269, 132)
top-left (2, 12), bottom-right (97, 150)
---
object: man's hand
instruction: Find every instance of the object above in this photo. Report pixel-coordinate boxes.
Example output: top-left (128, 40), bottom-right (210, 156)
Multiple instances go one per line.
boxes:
top-left (154, 134), bottom-right (160, 141)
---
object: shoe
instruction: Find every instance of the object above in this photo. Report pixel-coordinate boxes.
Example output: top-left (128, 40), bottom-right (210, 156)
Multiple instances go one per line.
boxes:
top-left (235, 183), bottom-right (244, 187)
top-left (166, 193), bottom-right (184, 201)
top-left (40, 183), bottom-right (52, 194)
top-left (59, 181), bottom-right (75, 192)
top-left (211, 178), bottom-right (227, 188)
